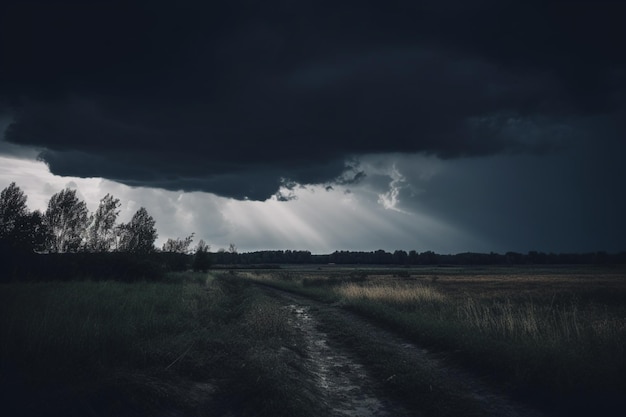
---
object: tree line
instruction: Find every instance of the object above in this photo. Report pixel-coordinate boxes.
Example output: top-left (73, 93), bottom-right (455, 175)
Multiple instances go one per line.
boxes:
top-left (2, 182), bottom-right (624, 277)
top-left (212, 249), bottom-right (626, 266)
top-left (0, 182), bottom-right (159, 254)
top-left (0, 182), bottom-right (213, 255)
top-left (0, 183), bottom-right (211, 281)
top-left (320, 249), bottom-right (626, 265)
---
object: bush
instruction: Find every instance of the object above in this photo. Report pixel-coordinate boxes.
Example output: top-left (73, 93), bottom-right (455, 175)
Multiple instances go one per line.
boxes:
top-left (192, 248), bottom-right (211, 272)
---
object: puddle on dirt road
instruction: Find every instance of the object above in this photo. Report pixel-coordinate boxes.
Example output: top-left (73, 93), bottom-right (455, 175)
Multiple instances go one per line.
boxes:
top-left (285, 304), bottom-right (413, 417)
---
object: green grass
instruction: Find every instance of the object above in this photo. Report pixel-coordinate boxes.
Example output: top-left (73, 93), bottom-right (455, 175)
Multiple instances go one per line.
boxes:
top-left (0, 272), bottom-right (318, 416)
top-left (1, 281), bottom-right (195, 369)
top-left (0, 274), bottom-right (219, 415)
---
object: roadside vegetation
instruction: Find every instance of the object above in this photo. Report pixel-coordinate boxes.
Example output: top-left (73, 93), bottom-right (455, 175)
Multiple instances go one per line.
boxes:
top-left (0, 272), bottom-right (318, 417)
top-left (2, 263), bottom-right (624, 416)
top-left (246, 267), bottom-right (626, 416)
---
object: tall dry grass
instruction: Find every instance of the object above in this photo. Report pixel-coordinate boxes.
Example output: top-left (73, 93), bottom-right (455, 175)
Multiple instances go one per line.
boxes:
top-left (335, 281), bottom-right (623, 347)
top-left (331, 277), bottom-right (625, 400)
top-left (337, 282), bottom-right (446, 305)
top-left (459, 297), bottom-right (584, 343)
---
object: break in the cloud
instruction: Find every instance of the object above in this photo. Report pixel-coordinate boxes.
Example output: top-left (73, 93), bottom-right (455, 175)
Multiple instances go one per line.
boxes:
top-left (2, 1), bottom-right (624, 199)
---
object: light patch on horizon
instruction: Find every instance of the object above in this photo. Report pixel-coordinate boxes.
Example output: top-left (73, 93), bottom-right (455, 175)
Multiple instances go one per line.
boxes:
top-left (220, 183), bottom-right (486, 254)
top-left (221, 194), bottom-right (329, 252)
top-left (0, 153), bottom-right (488, 254)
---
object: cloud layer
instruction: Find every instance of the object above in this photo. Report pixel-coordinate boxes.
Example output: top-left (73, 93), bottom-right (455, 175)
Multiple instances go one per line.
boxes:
top-left (2, 1), bottom-right (625, 199)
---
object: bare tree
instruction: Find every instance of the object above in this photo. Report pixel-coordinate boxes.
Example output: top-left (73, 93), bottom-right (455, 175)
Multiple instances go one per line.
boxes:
top-left (228, 243), bottom-right (238, 254)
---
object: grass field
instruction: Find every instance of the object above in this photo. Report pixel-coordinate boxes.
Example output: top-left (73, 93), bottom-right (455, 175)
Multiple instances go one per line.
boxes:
top-left (0, 272), bottom-right (316, 417)
top-left (2, 265), bottom-right (624, 416)
top-left (246, 265), bottom-right (626, 415)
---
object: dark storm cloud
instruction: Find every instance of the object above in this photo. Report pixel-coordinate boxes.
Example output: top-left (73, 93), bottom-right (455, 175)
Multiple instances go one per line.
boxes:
top-left (1, 0), bottom-right (625, 199)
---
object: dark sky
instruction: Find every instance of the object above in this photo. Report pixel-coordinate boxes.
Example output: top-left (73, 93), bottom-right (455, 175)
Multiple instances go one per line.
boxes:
top-left (1, 0), bottom-right (625, 252)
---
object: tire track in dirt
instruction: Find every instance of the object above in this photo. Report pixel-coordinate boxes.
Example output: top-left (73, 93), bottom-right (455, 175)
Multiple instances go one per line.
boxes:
top-left (284, 303), bottom-right (414, 417)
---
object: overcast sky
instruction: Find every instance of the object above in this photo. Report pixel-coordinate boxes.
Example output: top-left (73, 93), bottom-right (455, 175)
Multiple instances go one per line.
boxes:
top-left (1, 0), bottom-right (625, 254)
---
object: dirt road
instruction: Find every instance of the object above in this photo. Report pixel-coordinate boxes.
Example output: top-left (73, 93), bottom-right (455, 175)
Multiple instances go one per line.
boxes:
top-left (283, 302), bottom-right (414, 417)
top-left (260, 285), bottom-right (545, 417)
